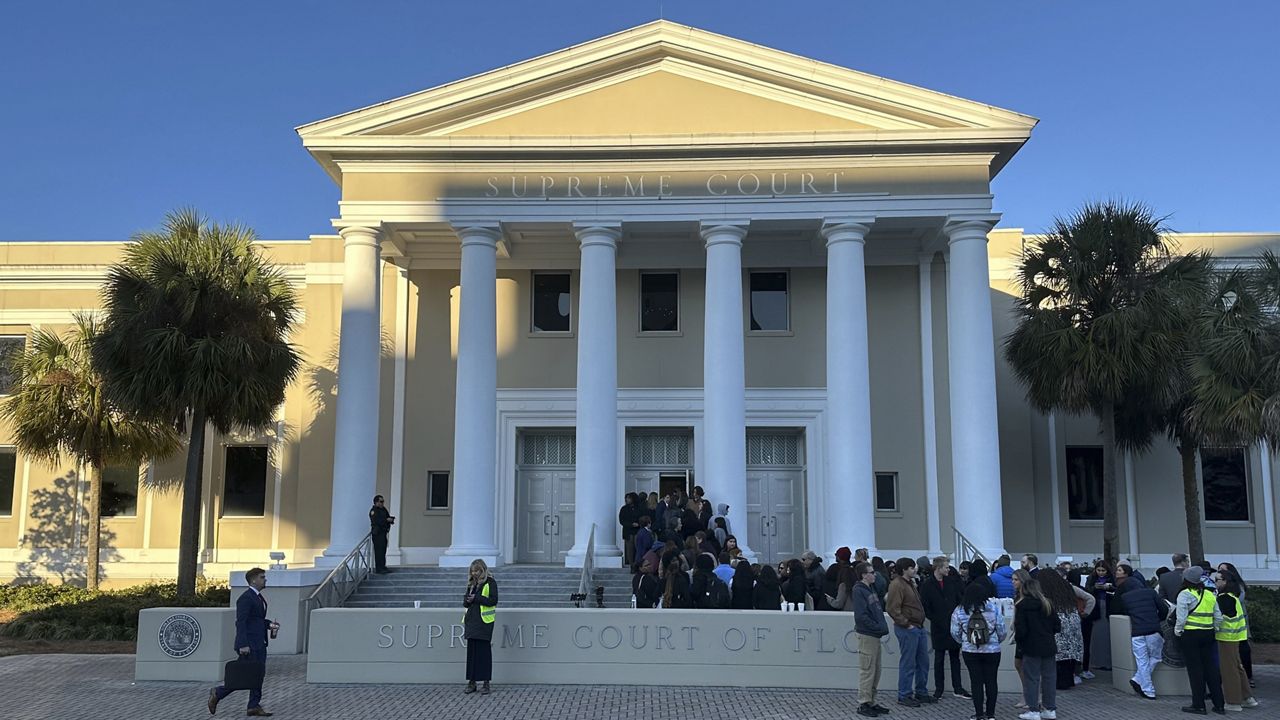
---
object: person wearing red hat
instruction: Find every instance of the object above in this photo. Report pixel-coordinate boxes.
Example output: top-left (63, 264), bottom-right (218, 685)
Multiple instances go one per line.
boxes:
top-left (826, 547), bottom-right (854, 602)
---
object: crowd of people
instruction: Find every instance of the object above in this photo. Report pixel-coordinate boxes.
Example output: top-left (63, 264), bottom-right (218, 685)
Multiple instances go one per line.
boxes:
top-left (619, 495), bottom-right (1262, 719)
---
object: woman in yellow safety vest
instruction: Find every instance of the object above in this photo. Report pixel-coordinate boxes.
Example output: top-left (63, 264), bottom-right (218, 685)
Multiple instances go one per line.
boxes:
top-left (463, 558), bottom-right (499, 695)
top-left (1215, 574), bottom-right (1258, 711)
top-left (1174, 567), bottom-right (1224, 715)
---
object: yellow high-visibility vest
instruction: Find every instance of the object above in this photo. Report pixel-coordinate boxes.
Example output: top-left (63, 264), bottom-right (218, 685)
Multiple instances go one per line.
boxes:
top-left (1184, 588), bottom-right (1217, 631)
top-left (479, 581), bottom-right (496, 624)
top-left (1216, 592), bottom-right (1246, 642)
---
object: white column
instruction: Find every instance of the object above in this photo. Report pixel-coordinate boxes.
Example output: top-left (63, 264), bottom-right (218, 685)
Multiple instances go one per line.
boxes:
top-left (918, 254), bottom-right (942, 556)
top-left (1048, 412), bottom-right (1062, 554)
top-left (441, 225), bottom-right (502, 567)
top-left (944, 216), bottom-right (1006, 559)
top-left (1124, 450), bottom-right (1139, 563)
top-left (387, 267), bottom-right (411, 566)
top-left (1259, 442), bottom-right (1279, 567)
top-left (701, 222), bottom-right (754, 561)
top-left (319, 225), bottom-right (383, 563)
top-left (568, 224), bottom-right (624, 568)
top-left (822, 220), bottom-right (877, 557)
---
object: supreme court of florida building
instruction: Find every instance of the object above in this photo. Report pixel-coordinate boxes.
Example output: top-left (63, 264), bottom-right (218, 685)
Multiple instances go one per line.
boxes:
top-left (2, 20), bottom-right (1279, 585)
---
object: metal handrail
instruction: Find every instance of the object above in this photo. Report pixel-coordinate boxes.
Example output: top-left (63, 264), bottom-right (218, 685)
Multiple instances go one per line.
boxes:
top-left (300, 532), bottom-right (373, 651)
top-left (951, 525), bottom-right (989, 566)
top-left (576, 523), bottom-right (596, 604)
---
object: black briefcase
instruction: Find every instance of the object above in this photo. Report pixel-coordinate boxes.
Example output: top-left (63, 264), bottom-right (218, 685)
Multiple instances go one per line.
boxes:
top-left (222, 656), bottom-right (265, 691)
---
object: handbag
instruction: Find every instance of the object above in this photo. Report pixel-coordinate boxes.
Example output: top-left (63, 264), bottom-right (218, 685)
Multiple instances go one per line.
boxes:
top-left (222, 656), bottom-right (265, 691)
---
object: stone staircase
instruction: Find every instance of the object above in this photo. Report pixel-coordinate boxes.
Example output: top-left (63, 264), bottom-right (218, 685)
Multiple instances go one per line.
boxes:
top-left (343, 565), bottom-right (635, 609)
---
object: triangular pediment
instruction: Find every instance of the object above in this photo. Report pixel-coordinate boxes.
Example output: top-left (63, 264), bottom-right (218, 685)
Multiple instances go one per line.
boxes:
top-left (300, 21), bottom-right (1035, 140)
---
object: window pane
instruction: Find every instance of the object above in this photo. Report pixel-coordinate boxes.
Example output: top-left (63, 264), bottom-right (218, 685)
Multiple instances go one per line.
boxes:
top-left (1202, 447), bottom-right (1249, 521)
top-left (0, 336), bottom-right (26, 395)
top-left (429, 471), bottom-right (450, 510)
top-left (0, 449), bottom-right (15, 515)
top-left (750, 272), bottom-right (788, 331)
top-left (1066, 446), bottom-right (1104, 520)
top-left (640, 273), bottom-right (679, 332)
top-left (101, 464), bottom-right (139, 517)
top-left (223, 446), bottom-right (268, 517)
top-left (531, 273), bottom-right (571, 332)
top-left (875, 472), bottom-right (897, 511)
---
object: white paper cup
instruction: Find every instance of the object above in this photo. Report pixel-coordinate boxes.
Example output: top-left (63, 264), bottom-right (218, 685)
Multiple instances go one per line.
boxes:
top-left (413, 600), bottom-right (421, 609)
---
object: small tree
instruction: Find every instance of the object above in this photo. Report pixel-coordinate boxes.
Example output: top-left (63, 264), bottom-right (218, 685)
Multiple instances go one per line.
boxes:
top-left (91, 209), bottom-right (300, 597)
top-left (0, 316), bottom-right (179, 589)
top-left (1005, 200), bottom-right (1208, 565)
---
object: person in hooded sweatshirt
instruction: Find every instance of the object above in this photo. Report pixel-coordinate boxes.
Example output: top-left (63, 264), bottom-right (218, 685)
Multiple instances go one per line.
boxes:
top-left (712, 503), bottom-right (732, 537)
top-left (1110, 563), bottom-right (1166, 699)
top-left (991, 556), bottom-right (1016, 599)
top-left (802, 550), bottom-right (830, 611)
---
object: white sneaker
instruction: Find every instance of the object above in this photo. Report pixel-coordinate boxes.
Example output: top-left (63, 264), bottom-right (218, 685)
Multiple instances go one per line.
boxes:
top-left (1073, 675), bottom-right (1082, 685)
top-left (1018, 712), bottom-right (1042, 720)
top-left (1224, 704), bottom-right (1243, 712)
top-left (1242, 697), bottom-right (1259, 708)
top-left (1081, 670), bottom-right (1096, 679)
top-left (1042, 711), bottom-right (1057, 719)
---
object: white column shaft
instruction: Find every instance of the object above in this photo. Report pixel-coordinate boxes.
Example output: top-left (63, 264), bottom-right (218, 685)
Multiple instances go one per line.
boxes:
top-left (1259, 442), bottom-right (1278, 566)
top-left (442, 227), bottom-right (501, 566)
top-left (702, 223), bottom-right (753, 559)
top-left (321, 226), bottom-right (382, 562)
top-left (823, 221), bottom-right (876, 556)
top-left (569, 226), bottom-right (623, 567)
top-left (387, 268), bottom-right (411, 565)
top-left (918, 256), bottom-right (941, 555)
top-left (945, 219), bottom-right (1006, 558)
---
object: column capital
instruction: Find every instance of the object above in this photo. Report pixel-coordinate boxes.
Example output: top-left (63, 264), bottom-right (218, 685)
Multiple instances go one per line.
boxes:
top-left (338, 225), bottom-right (382, 248)
top-left (573, 224), bottom-right (622, 248)
top-left (700, 222), bottom-right (749, 247)
top-left (451, 224), bottom-right (503, 248)
top-left (944, 214), bottom-right (1001, 244)
top-left (820, 218), bottom-right (875, 247)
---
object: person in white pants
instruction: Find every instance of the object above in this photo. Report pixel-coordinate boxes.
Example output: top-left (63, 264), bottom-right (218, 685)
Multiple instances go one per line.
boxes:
top-left (1113, 563), bottom-right (1169, 700)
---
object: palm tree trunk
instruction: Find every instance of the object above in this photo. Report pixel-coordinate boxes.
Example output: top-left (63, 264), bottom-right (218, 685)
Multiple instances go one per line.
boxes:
top-left (1100, 400), bottom-right (1121, 565)
top-left (176, 408), bottom-right (207, 599)
top-left (85, 463), bottom-right (103, 591)
top-left (1178, 434), bottom-right (1206, 565)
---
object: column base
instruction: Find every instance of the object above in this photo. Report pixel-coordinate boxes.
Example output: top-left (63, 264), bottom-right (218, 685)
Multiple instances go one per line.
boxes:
top-left (439, 546), bottom-right (504, 568)
top-left (1266, 555), bottom-right (1280, 570)
top-left (564, 545), bottom-right (624, 569)
top-left (314, 542), bottom-right (364, 567)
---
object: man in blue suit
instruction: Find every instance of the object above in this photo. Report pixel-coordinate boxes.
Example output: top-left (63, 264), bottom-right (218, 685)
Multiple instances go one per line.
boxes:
top-left (209, 567), bottom-right (279, 716)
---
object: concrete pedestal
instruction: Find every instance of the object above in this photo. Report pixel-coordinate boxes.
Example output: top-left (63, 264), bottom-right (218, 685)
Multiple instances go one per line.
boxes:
top-left (1109, 615), bottom-right (1191, 696)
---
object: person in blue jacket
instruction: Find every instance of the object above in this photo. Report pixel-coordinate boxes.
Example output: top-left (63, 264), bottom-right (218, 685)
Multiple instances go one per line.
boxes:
top-left (991, 556), bottom-right (1016, 599)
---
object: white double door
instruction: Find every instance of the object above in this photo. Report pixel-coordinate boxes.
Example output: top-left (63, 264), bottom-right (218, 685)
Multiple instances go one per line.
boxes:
top-left (745, 469), bottom-right (806, 565)
top-left (514, 469), bottom-right (576, 564)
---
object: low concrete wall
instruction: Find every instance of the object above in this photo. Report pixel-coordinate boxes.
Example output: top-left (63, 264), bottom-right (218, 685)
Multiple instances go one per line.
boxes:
top-left (308, 608), bottom-right (1021, 689)
top-left (229, 567), bottom-right (328, 655)
top-left (1109, 615), bottom-right (1191, 696)
top-left (136, 608), bottom-right (236, 681)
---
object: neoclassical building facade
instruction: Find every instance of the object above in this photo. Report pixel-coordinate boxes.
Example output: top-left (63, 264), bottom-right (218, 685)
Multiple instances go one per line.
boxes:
top-left (1, 22), bottom-right (1277, 583)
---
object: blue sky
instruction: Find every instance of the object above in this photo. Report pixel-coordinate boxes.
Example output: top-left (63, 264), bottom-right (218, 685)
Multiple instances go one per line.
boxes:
top-left (2, 1), bottom-right (1276, 240)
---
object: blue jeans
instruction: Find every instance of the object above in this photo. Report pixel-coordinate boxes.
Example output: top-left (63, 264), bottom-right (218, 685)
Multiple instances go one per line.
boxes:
top-left (1021, 654), bottom-right (1056, 711)
top-left (895, 625), bottom-right (929, 699)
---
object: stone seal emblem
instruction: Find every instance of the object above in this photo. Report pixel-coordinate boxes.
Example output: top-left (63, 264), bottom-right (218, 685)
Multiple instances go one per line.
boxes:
top-left (157, 613), bottom-right (202, 658)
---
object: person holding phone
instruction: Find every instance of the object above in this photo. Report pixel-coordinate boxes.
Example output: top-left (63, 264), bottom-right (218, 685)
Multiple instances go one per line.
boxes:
top-left (463, 559), bottom-right (499, 694)
top-left (369, 495), bottom-right (395, 574)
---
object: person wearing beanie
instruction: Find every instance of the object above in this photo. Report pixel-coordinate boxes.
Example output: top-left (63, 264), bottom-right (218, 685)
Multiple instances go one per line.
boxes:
top-left (1111, 563), bottom-right (1166, 699)
top-left (1176, 566), bottom-right (1224, 714)
top-left (826, 546), bottom-right (853, 602)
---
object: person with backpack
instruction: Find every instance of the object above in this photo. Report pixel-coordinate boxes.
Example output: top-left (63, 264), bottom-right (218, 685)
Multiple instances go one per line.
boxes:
top-left (852, 561), bottom-right (891, 717)
top-left (660, 556), bottom-right (693, 609)
top-left (753, 564), bottom-right (783, 610)
top-left (632, 556), bottom-right (661, 608)
top-left (691, 553), bottom-right (730, 609)
top-left (951, 582), bottom-right (1008, 720)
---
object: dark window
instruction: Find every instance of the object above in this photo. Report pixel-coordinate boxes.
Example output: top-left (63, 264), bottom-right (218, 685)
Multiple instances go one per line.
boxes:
top-left (100, 464), bottom-right (139, 517)
top-left (0, 336), bottom-right (26, 395)
top-left (875, 472), bottom-right (898, 512)
top-left (222, 445), bottom-right (268, 517)
top-left (749, 271), bottom-right (789, 331)
top-left (1066, 446), bottom-right (1104, 520)
top-left (428, 471), bottom-right (450, 510)
top-left (531, 273), bottom-right (571, 332)
top-left (640, 272), bottom-right (679, 332)
top-left (1202, 447), bottom-right (1249, 521)
top-left (0, 448), bottom-right (15, 516)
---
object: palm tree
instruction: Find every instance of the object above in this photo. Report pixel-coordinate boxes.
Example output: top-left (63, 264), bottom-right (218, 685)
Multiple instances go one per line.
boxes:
top-left (1004, 200), bottom-right (1208, 565)
top-left (91, 209), bottom-right (301, 597)
top-left (0, 316), bottom-right (180, 590)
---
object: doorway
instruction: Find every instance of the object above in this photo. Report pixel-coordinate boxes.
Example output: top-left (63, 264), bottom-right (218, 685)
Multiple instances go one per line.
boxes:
top-left (514, 431), bottom-right (576, 564)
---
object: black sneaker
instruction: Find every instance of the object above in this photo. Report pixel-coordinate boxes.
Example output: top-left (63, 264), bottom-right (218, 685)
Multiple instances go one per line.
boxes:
top-left (898, 697), bottom-right (921, 708)
top-left (954, 688), bottom-right (973, 699)
top-left (858, 704), bottom-right (879, 717)
top-left (1130, 679), bottom-right (1144, 697)
top-left (916, 694), bottom-right (938, 704)
top-left (871, 704), bottom-right (891, 715)
top-left (932, 690), bottom-right (944, 700)
top-left (1181, 707), bottom-right (1207, 715)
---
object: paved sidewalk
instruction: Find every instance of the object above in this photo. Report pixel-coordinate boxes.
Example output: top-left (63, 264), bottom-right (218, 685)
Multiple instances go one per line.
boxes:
top-left (0, 653), bottom-right (1274, 720)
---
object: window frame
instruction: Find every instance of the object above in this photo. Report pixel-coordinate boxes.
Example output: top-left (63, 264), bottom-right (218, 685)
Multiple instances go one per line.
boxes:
top-left (1065, 445), bottom-right (1105, 523)
top-left (0, 334), bottom-right (28, 397)
top-left (220, 444), bottom-right (270, 519)
top-left (426, 470), bottom-right (451, 513)
top-left (99, 463), bottom-right (142, 519)
top-left (747, 269), bottom-right (791, 335)
top-left (638, 271), bottom-right (681, 335)
top-left (1199, 446), bottom-right (1252, 525)
top-left (529, 271), bottom-right (574, 336)
top-left (0, 446), bottom-right (17, 517)
top-left (874, 471), bottom-right (900, 516)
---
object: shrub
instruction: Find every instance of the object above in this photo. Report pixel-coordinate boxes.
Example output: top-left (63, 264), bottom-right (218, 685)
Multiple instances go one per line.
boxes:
top-left (0, 580), bottom-right (230, 641)
top-left (1247, 585), bottom-right (1280, 643)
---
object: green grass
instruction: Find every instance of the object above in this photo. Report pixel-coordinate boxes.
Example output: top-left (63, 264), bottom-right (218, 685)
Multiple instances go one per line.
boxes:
top-left (0, 581), bottom-right (230, 641)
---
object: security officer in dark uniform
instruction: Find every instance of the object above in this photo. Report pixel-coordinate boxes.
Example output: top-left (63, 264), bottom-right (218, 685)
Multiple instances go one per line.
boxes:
top-left (369, 495), bottom-right (394, 574)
